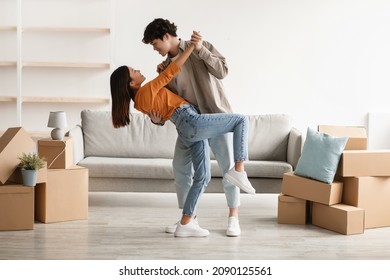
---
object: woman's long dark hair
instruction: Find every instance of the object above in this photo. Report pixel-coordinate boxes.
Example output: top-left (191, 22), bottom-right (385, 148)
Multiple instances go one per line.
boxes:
top-left (110, 66), bottom-right (134, 128)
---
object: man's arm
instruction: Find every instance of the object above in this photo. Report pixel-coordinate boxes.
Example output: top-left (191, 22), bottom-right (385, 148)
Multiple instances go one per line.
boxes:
top-left (197, 42), bottom-right (228, 79)
top-left (191, 31), bottom-right (228, 79)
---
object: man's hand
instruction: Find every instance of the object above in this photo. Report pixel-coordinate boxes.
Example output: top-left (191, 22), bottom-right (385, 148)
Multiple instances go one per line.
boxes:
top-left (148, 109), bottom-right (164, 125)
top-left (191, 31), bottom-right (203, 52)
top-left (156, 62), bottom-right (165, 74)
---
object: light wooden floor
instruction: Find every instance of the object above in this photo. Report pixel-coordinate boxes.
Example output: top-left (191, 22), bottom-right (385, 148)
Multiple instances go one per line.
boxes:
top-left (1, 192), bottom-right (390, 260)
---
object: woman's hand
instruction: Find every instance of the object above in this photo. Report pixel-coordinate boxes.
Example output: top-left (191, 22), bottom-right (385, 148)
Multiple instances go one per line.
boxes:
top-left (156, 62), bottom-right (165, 74)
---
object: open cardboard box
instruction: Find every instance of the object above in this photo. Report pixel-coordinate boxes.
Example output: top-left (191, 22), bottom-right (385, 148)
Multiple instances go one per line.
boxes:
top-left (0, 127), bottom-right (35, 184)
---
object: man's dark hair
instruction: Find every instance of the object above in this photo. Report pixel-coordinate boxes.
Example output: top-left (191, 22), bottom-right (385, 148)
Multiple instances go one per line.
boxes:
top-left (142, 18), bottom-right (178, 44)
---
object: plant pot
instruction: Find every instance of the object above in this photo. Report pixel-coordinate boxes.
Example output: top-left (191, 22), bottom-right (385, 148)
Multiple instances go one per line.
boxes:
top-left (21, 169), bottom-right (38, 187)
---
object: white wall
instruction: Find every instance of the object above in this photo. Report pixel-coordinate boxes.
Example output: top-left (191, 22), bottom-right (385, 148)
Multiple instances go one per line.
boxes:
top-left (1, 0), bottom-right (390, 141)
top-left (114, 0), bottom-right (390, 136)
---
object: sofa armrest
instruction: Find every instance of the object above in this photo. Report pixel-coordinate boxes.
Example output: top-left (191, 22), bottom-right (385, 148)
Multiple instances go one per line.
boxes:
top-left (287, 127), bottom-right (302, 170)
top-left (66, 124), bottom-right (84, 164)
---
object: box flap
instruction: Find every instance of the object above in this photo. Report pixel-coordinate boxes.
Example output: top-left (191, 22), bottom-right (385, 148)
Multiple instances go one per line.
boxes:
top-left (0, 127), bottom-right (35, 184)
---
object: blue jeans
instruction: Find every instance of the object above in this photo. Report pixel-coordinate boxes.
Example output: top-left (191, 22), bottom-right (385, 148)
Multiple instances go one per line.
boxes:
top-left (173, 133), bottom-right (240, 212)
top-left (170, 104), bottom-right (249, 216)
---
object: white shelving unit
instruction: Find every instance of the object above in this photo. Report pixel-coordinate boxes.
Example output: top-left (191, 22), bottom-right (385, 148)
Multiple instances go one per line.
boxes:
top-left (0, 0), bottom-right (114, 132)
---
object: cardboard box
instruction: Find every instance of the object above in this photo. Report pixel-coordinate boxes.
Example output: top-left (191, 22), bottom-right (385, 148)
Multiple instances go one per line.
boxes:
top-left (338, 150), bottom-right (390, 177)
top-left (312, 202), bottom-right (364, 235)
top-left (0, 184), bottom-right (34, 230)
top-left (282, 172), bottom-right (343, 205)
top-left (0, 127), bottom-right (35, 184)
top-left (277, 194), bottom-right (309, 225)
top-left (35, 165), bottom-right (88, 223)
top-left (342, 176), bottom-right (390, 229)
top-left (37, 137), bottom-right (74, 169)
top-left (318, 125), bottom-right (367, 150)
top-left (8, 162), bottom-right (48, 185)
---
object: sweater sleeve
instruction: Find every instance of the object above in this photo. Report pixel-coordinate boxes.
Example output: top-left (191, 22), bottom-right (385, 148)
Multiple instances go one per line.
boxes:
top-left (149, 62), bottom-right (181, 94)
top-left (197, 41), bottom-right (228, 79)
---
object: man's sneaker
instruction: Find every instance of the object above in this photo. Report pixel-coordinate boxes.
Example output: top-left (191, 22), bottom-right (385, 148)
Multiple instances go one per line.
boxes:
top-left (165, 216), bottom-right (199, 234)
top-left (224, 168), bottom-right (256, 195)
top-left (174, 219), bottom-right (209, 237)
top-left (226, 217), bottom-right (241, 237)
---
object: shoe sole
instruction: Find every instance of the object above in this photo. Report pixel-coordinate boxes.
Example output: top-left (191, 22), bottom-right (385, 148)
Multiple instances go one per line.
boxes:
top-left (224, 173), bottom-right (256, 195)
top-left (165, 227), bottom-right (177, 234)
top-left (174, 233), bottom-right (209, 237)
top-left (226, 232), bottom-right (241, 237)
top-left (174, 230), bottom-right (210, 238)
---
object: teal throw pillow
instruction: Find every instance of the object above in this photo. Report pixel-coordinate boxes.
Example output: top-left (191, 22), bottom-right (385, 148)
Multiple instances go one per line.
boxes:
top-left (294, 127), bottom-right (348, 184)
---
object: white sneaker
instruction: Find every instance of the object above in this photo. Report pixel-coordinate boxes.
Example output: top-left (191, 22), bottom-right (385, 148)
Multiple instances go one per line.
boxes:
top-left (165, 216), bottom-right (199, 234)
top-left (174, 219), bottom-right (209, 237)
top-left (226, 217), bottom-right (241, 237)
top-left (224, 168), bottom-right (256, 195)
top-left (165, 221), bottom-right (179, 234)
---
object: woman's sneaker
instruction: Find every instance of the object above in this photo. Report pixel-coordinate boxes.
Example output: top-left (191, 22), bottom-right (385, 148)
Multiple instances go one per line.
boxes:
top-left (224, 168), bottom-right (256, 195)
top-left (174, 219), bottom-right (209, 237)
top-left (165, 216), bottom-right (199, 233)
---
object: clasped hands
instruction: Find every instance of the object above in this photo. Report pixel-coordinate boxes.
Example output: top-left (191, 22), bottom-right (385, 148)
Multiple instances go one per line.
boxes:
top-left (156, 30), bottom-right (203, 73)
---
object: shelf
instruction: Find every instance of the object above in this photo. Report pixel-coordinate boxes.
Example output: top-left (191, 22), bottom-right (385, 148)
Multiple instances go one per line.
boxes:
top-left (0, 130), bottom-right (50, 139)
top-left (0, 61), bottom-right (17, 67)
top-left (22, 26), bottom-right (110, 33)
top-left (22, 61), bottom-right (110, 68)
top-left (22, 96), bottom-right (110, 104)
top-left (1, 0), bottom-right (114, 130)
top-left (0, 96), bottom-right (17, 102)
top-left (0, 26), bottom-right (17, 31)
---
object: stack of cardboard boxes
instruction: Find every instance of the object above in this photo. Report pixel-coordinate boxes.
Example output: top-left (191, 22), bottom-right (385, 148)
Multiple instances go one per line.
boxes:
top-left (278, 125), bottom-right (390, 235)
top-left (0, 128), bottom-right (36, 230)
top-left (36, 137), bottom-right (88, 223)
top-left (0, 127), bottom-right (88, 231)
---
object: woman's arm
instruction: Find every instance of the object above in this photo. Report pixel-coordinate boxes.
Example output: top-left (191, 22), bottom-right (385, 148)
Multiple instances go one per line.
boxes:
top-left (174, 43), bottom-right (195, 67)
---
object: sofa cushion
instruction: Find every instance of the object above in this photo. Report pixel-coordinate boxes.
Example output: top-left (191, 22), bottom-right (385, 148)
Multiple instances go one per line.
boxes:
top-left (78, 157), bottom-right (174, 179)
top-left (243, 160), bottom-right (293, 178)
top-left (247, 114), bottom-right (291, 161)
top-left (81, 110), bottom-right (292, 161)
top-left (79, 157), bottom-right (292, 179)
top-left (82, 110), bottom-right (178, 158)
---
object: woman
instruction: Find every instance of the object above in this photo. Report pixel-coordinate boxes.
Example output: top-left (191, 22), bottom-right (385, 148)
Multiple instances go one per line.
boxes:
top-left (110, 40), bottom-right (255, 238)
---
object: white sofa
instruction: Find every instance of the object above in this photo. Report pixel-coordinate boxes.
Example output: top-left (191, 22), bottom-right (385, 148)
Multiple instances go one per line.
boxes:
top-left (68, 110), bottom-right (302, 193)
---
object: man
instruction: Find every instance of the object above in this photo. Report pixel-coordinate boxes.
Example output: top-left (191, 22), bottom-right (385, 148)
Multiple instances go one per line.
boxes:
top-left (142, 18), bottom-right (241, 237)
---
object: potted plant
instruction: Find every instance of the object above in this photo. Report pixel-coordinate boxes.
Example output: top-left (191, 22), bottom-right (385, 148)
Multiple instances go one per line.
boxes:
top-left (17, 152), bottom-right (46, 187)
